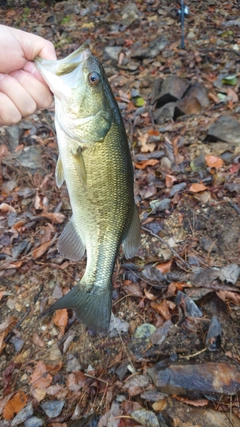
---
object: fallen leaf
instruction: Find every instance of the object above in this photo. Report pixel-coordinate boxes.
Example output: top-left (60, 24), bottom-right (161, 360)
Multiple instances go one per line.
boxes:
top-left (30, 360), bottom-right (52, 389)
top-left (41, 212), bottom-right (65, 224)
top-left (3, 391), bottom-right (27, 420)
top-left (151, 299), bottom-right (171, 320)
top-left (189, 183), bottom-right (207, 193)
top-left (156, 260), bottom-right (172, 274)
top-left (166, 175), bottom-right (177, 188)
top-left (205, 155), bottom-right (223, 168)
top-left (32, 239), bottom-right (53, 259)
top-left (30, 387), bottom-right (46, 402)
top-left (0, 203), bottom-right (16, 213)
top-left (135, 159), bottom-right (159, 169)
top-left (152, 399), bottom-right (168, 412)
top-left (32, 333), bottom-right (45, 348)
top-left (66, 371), bottom-right (86, 392)
top-left (53, 309), bottom-right (68, 336)
top-left (173, 395), bottom-right (209, 407)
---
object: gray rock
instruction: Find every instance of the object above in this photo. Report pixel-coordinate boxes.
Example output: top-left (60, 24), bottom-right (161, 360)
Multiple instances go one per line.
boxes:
top-left (103, 46), bottom-right (122, 62)
top-left (10, 336), bottom-right (25, 353)
top-left (2, 146), bottom-right (44, 175)
top-left (5, 125), bottom-right (20, 152)
top-left (66, 353), bottom-right (82, 372)
top-left (150, 198), bottom-right (171, 213)
top-left (134, 323), bottom-right (156, 340)
top-left (40, 400), bottom-right (65, 418)
top-left (121, 2), bottom-right (139, 26)
top-left (24, 417), bottom-right (44, 427)
top-left (169, 182), bottom-right (187, 197)
top-left (219, 264), bottom-right (240, 285)
top-left (132, 35), bottom-right (169, 60)
top-left (207, 115), bottom-right (240, 144)
top-left (11, 403), bottom-right (33, 426)
top-left (153, 102), bottom-right (176, 124)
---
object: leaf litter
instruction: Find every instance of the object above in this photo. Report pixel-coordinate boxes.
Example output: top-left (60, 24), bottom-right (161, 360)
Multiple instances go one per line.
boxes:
top-left (1, 0), bottom-right (240, 426)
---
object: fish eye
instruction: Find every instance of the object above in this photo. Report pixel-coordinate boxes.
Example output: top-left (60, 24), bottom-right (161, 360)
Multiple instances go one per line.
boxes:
top-left (88, 72), bottom-right (100, 86)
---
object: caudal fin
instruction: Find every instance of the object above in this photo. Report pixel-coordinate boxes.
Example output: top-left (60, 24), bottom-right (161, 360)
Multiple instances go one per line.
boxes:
top-left (43, 284), bottom-right (112, 333)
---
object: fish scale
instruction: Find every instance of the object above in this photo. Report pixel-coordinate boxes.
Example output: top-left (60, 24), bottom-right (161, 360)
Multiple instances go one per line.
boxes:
top-left (35, 44), bottom-right (140, 332)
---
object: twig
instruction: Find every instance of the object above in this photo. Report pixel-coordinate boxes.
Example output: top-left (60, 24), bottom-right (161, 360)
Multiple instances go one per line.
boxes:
top-left (141, 226), bottom-right (191, 270)
top-left (198, 47), bottom-right (240, 57)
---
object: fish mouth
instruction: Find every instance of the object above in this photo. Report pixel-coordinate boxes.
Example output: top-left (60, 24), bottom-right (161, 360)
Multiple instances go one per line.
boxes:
top-left (35, 43), bottom-right (91, 76)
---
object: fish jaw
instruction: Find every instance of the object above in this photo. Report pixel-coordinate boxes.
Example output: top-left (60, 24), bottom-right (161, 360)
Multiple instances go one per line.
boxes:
top-left (34, 44), bottom-right (91, 98)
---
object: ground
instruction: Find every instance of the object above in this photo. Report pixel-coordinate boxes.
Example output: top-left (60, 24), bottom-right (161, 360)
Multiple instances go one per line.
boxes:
top-left (0, 1), bottom-right (240, 426)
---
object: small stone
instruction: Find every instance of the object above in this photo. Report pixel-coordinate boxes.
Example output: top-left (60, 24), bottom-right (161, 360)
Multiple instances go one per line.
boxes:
top-left (24, 417), bottom-right (44, 427)
top-left (219, 264), bottom-right (240, 285)
top-left (11, 403), bottom-right (33, 426)
top-left (169, 182), bottom-right (187, 197)
top-left (40, 400), bottom-right (65, 418)
top-left (134, 323), bottom-right (156, 340)
top-left (66, 353), bottom-right (82, 373)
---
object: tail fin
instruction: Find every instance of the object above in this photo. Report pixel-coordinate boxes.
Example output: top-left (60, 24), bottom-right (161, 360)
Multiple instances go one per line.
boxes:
top-left (43, 284), bottom-right (112, 333)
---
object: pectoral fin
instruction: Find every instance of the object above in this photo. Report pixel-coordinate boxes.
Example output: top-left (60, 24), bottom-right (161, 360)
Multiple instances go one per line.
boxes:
top-left (58, 217), bottom-right (86, 261)
top-left (55, 156), bottom-right (65, 188)
top-left (72, 147), bottom-right (87, 186)
top-left (122, 204), bottom-right (141, 259)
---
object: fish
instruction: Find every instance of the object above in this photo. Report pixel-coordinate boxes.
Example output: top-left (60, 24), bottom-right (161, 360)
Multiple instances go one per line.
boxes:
top-left (35, 44), bottom-right (140, 333)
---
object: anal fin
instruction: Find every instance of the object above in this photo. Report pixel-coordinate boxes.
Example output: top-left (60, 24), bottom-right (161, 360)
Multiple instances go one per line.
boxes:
top-left (58, 217), bottom-right (86, 261)
top-left (122, 204), bottom-right (141, 259)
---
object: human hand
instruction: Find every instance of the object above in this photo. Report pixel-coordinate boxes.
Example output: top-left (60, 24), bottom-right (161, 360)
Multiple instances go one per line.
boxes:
top-left (0, 25), bottom-right (57, 126)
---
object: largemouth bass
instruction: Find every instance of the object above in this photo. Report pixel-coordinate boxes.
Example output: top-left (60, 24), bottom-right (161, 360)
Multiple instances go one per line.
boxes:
top-left (35, 44), bottom-right (140, 333)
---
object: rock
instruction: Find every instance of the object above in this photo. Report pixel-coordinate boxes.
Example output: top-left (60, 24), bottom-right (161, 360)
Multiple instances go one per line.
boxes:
top-left (175, 291), bottom-right (203, 317)
top-left (24, 417), bottom-right (44, 427)
top-left (219, 264), bottom-right (240, 285)
top-left (40, 400), bottom-right (65, 418)
top-left (206, 316), bottom-right (221, 351)
top-left (149, 198), bottom-right (171, 213)
top-left (200, 237), bottom-right (218, 254)
top-left (207, 115), bottom-right (240, 144)
top-left (131, 35), bottom-right (169, 60)
top-left (121, 2), bottom-right (140, 27)
top-left (2, 146), bottom-right (45, 175)
top-left (131, 409), bottom-right (160, 427)
top-left (150, 320), bottom-right (173, 345)
top-left (108, 314), bottom-right (129, 338)
top-left (5, 125), bottom-right (20, 152)
top-left (153, 102), bottom-right (176, 124)
top-left (134, 323), bottom-right (156, 340)
top-left (175, 82), bottom-right (210, 116)
top-left (148, 361), bottom-right (240, 395)
top-left (155, 77), bottom-right (190, 108)
top-left (161, 397), bottom-right (240, 427)
top-left (66, 353), bottom-right (82, 373)
top-left (190, 152), bottom-right (206, 173)
top-left (169, 182), bottom-right (187, 197)
top-left (103, 46), bottom-right (122, 62)
top-left (11, 403), bottom-right (33, 426)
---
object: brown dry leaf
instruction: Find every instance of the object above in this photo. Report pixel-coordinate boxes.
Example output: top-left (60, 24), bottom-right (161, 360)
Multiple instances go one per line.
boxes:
top-left (0, 144), bottom-right (9, 162)
top-left (152, 399), bottom-right (168, 412)
top-left (46, 361), bottom-right (63, 374)
top-left (217, 291), bottom-right (240, 305)
top-left (135, 159), bottom-right (159, 169)
top-left (0, 203), bottom-right (16, 213)
top-left (53, 309), bottom-right (68, 336)
top-left (205, 155), bottom-right (223, 168)
top-left (0, 317), bottom-right (18, 354)
top-left (139, 133), bottom-right (156, 153)
top-left (34, 191), bottom-right (42, 210)
top-left (30, 360), bottom-right (53, 389)
top-left (227, 87), bottom-right (238, 103)
top-left (189, 183), bottom-right (207, 193)
top-left (32, 239), bottom-right (53, 259)
top-left (151, 299), bottom-right (171, 320)
top-left (148, 129), bottom-right (160, 136)
top-left (32, 332), bottom-right (45, 348)
top-left (41, 212), bottom-right (65, 224)
top-left (173, 396), bottom-right (209, 407)
top-left (3, 391), bottom-right (27, 420)
top-left (30, 387), bottom-right (46, 402)
top-left (156, 260), bottom-right (172, 274)
top-left (123, 283), bottom-right (143, 298)
top-left (144, 289), bottom-right (157, 301)
top-left (165, 175), bottom-right (177, 188)
top-left (66, 371), bottom-right (86, 392)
